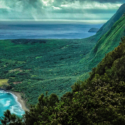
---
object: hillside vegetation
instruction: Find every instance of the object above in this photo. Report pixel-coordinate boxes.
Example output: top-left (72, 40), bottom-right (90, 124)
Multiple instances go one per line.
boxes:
top-left (80, 13), bottom-right (125, 81)
top-left (96, 3), bottom-right (125, 38)
top-left (1, 37), bottom-right (125, 125)
top-left (0, 4), bottom-right (125, 124)
top-left (0, 38), bottom-right (97, 106)
top-left (1, 4), bottom-right (125, 107)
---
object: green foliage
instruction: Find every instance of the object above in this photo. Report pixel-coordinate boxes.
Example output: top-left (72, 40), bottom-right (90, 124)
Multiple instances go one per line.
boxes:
top-left (0, 110), bottom-right (23, 125)
top-left (81, 15), bottom-right (125, 74)
top-left (2, 37), bottom-right (125, 124)
top-left (1, 15), bottom-right (125, 124)
top-left (0, 38), bottom-right (96, 105)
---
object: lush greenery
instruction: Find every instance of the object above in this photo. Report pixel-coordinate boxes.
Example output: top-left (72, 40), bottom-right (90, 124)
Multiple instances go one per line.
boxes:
top-left (0, 6), bottom-right (125, 125)
top-left (96, 4), bottom-right (125, 38)
top-left (0, 37), bottom-right (98, 107)
top-left (1, 8), bottom-right (124, 107)
top-left (80, 13), bottom-right (125, 81)
top-left (1, 37), bottom-right (125, 125)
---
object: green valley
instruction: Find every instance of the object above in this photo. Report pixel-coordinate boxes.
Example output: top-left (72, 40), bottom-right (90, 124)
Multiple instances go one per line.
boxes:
top-left (0, 38), bottom-right (97, 106)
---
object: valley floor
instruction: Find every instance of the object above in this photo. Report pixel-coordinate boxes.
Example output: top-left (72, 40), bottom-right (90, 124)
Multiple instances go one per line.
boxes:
top-left (0, 36), bottom-right (98, 107)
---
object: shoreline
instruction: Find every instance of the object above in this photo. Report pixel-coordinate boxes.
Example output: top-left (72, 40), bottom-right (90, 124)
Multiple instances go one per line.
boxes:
top-left (0, 88), bottom-right (29, 111)
top-left (0, 88), bottom-right (29, 112)
top-left (8, 91), bottom-right (29, 112)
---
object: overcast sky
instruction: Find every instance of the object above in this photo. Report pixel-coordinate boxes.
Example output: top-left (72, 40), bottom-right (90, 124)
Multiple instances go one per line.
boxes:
top-left (0, 0), bottom-right (124, 23)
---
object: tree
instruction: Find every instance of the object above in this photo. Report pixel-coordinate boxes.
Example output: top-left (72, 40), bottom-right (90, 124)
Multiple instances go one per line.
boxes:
top-left (0, 110), bottom-right (23, 125)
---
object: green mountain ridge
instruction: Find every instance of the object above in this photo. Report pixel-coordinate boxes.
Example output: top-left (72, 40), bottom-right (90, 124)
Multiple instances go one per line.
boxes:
top-left (80, 10), bottom-right (125, 81)
top-left (96, 3), bottom-right (125, 38)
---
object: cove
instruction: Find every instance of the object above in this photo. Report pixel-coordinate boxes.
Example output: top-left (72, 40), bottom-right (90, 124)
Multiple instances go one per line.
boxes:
top-left (0, 90), bottom-right (25, 121)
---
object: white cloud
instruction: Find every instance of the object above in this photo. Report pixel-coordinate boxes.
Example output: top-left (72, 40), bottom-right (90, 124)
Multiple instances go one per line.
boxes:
top-left (0, 1), bottom-right (11, 10)
top-left (0, 0), bottom-right (123, 23)
top-left (40, 0), bottom-right (54, 6)
top-left (61, 1), bottom-right (121, 10)
top-left (52, 6), bottom-right (61, 10)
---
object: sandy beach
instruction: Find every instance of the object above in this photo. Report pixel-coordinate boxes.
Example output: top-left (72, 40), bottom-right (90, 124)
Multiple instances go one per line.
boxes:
top-left (7, 91), bottom-right (29, 112)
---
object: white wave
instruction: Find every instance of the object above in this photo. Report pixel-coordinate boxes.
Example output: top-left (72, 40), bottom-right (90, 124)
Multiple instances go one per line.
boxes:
top-left (8, 92), bottom-right (23, 109)
top-left (10, 106), bottom-right (17, 115)
top-left (4, 100), bottom-right (10, 107)
top-left (0, 90), bottom-right (24, 115)
top-left (10, 105), bottom-right (24, 115)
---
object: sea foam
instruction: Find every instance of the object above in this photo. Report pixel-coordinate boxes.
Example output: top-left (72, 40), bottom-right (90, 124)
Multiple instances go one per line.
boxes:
top-left (0, 90), bottom-right (25, 118)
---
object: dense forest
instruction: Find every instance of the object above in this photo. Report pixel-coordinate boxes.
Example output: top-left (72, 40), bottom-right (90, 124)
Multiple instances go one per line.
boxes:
top-left (1, 36), bottom-right (125, 124)
top-left (0, 38), bottom-right (96, 107)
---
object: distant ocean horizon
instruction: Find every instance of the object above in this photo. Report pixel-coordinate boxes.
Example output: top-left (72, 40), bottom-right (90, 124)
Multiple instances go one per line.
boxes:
top-left (0, 22), bottom-right (103, 40)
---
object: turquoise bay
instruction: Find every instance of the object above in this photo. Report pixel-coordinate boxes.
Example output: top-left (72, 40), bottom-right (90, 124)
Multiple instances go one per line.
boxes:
top-left (0, 90), bottom-right (25, 120)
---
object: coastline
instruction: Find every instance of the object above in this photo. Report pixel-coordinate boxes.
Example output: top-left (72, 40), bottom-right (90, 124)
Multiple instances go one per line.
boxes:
top-left (8, 91), bottom-right (29, 112)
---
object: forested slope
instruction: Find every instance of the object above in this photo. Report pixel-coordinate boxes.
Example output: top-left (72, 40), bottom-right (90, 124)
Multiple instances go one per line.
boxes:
top-left (96, 3), bottom-right (125, 38)
top-left (1, 33), bottom-right (125, 125)
top-left (80, 13), bottom-right (125, 81)
top-left (0, 4), bottom-right (125, 108)
top-left (0, 38), bottom-right (97, 106)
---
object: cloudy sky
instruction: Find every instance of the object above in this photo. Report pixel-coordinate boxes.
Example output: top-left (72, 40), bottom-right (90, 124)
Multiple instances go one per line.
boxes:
top-left (0, 0), bottom-right (124, 23)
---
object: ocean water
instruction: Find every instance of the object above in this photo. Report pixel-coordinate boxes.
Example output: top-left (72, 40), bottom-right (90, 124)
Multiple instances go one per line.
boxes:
top-left (0, 90), bottom-right (25, 122)
top-left (0, 22), bottom-right (103, 39)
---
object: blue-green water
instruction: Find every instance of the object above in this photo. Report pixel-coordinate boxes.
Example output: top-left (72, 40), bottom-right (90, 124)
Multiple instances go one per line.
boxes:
top-left (0, 22), bottom-right (103, 39)
top-left (0, 90), bottom-right (25, 121)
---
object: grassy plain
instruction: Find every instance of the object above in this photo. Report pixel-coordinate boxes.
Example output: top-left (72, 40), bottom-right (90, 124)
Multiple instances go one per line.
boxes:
top-left (0, 79), bottom-right (9, 87)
